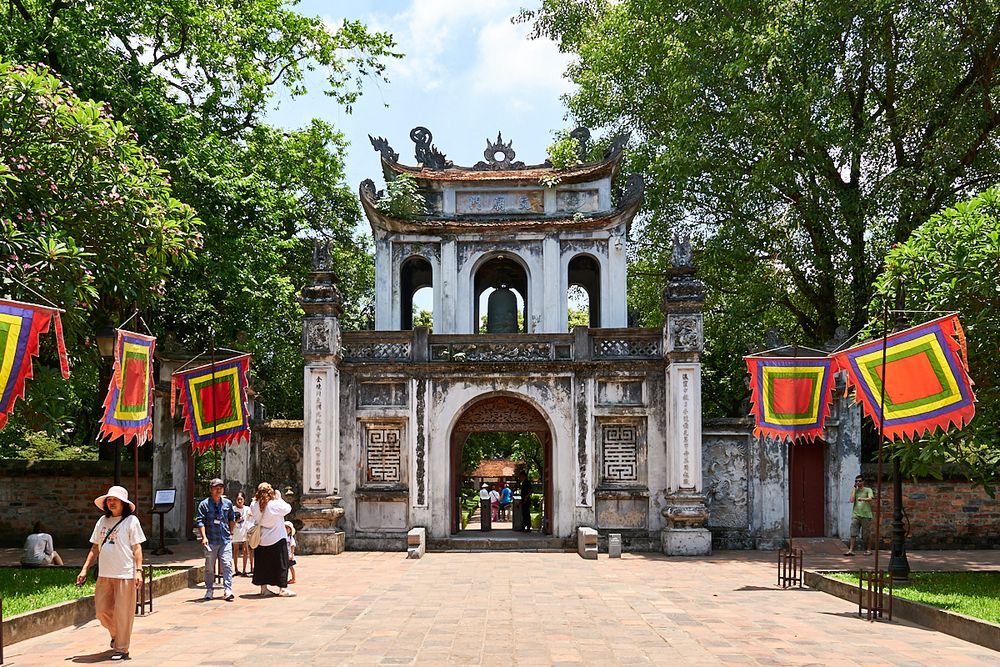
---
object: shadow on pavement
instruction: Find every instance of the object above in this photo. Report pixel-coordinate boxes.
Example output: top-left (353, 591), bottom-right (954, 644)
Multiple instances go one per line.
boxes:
top-left (68, 650), bottom-right (114, 663)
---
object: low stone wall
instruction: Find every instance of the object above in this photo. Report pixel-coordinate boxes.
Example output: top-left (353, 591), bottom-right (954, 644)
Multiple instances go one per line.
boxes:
top-left (805, 570), bottom-right (1000, 652)
top-left (2, 565), bottom-right (203, 647)
top-left (871, 480), bottom-right (1000, 550)
top-left (0, 461), bottom-right (152, 548)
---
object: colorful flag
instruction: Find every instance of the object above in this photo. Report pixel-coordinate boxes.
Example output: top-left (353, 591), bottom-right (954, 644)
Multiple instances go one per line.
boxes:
top-left (171, 354), bottom-right (251, 451)
top-left (0, 299), bottom-right (70, 429)
top-left (745, 356), bottom-right (836, 443)
top-left (98, 330), bottom-right (155, 446)
top-left (832, 314), bottom-right (975, 441)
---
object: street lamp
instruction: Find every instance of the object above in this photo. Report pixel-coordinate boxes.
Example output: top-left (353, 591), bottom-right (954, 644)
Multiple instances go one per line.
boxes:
top-left (95, 324), bottom-right (120, 486)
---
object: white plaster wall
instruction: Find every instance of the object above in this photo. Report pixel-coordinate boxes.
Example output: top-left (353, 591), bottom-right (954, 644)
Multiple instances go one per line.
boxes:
top-left (374, 238), bottom-right (392, 330)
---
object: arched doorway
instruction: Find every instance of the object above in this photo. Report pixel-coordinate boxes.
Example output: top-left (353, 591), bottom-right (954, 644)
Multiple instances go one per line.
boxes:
top-left (449, 394), bottom-right (553, 534)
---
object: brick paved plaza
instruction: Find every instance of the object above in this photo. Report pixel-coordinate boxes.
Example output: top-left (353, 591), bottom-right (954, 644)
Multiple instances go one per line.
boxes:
top-left (3, 549), bottom-right (999, 666)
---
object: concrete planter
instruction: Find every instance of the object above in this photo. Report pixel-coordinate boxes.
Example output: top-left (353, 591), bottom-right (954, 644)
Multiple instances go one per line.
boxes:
top-left (805, 570), bottom-right (1000, 652)
top-left (2, 565), bottom-right (204, 647)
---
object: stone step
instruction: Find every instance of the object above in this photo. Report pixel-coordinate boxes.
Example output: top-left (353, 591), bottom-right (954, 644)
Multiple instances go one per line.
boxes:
top-left (428, 532), bottom-right (574, 552)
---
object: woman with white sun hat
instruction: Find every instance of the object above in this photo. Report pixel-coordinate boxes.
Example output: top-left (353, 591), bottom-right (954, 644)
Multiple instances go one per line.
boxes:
top-left (76, 485), bottom-right (146, 661)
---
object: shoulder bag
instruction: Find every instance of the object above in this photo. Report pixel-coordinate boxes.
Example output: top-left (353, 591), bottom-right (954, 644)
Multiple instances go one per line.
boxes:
top-left (246, 512), bottom-right (262, 549)
top-left (89, 516), bottom-right (127, 581)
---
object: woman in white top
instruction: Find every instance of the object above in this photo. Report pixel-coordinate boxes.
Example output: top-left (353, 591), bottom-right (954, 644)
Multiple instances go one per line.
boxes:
top-left (75, 485), bottom-right (146, 661)
top-left (21, 521), bottom-right (64, 566)
top-left (250, 482), bottom-right (295, 597)
top-left (231, 491), bottom-right (254, 576)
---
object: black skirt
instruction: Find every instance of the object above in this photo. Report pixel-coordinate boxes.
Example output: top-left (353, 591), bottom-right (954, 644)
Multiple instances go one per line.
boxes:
top-left (252, 538), bottom-right (288, 588)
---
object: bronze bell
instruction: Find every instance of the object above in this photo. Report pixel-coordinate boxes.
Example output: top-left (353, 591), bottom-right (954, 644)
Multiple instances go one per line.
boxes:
top-left (486, 286), bottom-right (518, 333)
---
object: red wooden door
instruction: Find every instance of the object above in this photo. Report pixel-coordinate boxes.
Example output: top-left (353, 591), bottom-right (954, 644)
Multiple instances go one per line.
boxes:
top-left (789, 443), bottom-right (825, 537)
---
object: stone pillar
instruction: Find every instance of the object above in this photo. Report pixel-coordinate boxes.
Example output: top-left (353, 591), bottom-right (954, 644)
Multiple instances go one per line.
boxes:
top-left (661, 235), bottom-right (712, 556)
top-left (297, 242), bottom-right (346, 555)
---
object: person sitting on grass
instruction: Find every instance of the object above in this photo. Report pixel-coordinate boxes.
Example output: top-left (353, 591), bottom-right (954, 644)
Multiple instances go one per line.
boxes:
top-left (844, 475), bottom-right (874, 556)
top-left (21, 521), bottom-right (64, 567)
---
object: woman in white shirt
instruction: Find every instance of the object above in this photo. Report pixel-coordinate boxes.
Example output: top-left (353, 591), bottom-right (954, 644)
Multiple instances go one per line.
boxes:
top-left (75, 485), bottom-right (146, 661)
top-left (21, 521), bottom-right (64, 566)
top-left (231, 491), bottom-right (254, 576)
top-left (250, 482), bottom-right (295, 597)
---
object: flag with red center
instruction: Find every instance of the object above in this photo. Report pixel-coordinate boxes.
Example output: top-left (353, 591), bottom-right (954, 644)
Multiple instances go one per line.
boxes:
top-left (745, 356), bottom-right (836, 443)
top-left (98, 330), bottom-right (155, 446)
top-left (832, 314), bottom-right (975, 441)
top-left (171, 354), bottom-right (252, 451)
top-left (0, 299), bottom-right (70, 429)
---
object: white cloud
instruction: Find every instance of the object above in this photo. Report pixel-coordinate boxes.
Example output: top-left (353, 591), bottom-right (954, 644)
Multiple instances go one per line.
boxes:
top-left (467, 17), bottom-right (573, 108)
top-left (360, 0), bottom-right (570, 98)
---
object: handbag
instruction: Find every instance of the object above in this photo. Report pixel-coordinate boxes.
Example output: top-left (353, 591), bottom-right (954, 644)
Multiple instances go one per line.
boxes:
top-left (246, 521), bottom-right (261, 549)
top-left (89, 516), bottom-right (127, 581)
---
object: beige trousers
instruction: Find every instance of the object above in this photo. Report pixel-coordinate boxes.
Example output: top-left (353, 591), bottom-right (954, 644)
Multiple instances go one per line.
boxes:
top-left (94, 577), bottom-right (137, 652)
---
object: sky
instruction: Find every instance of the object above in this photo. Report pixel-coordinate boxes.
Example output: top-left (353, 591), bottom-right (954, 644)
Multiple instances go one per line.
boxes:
top-left (265, 0), bottom-right (576, 208)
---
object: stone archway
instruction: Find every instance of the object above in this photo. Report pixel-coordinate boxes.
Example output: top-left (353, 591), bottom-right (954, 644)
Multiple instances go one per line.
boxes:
top-left (449, 395), bottom-right (554, 534)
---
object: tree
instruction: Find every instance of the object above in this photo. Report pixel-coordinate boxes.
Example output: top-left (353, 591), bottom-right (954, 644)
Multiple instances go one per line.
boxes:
top-left (523, 0), bottom-right (1000, 414)
top-left (0, 58), bottom-right (200, 449)
top-left (871, 187), bottom-right (1000, 491)
top-left (0, 1), bottom-right (396, 427)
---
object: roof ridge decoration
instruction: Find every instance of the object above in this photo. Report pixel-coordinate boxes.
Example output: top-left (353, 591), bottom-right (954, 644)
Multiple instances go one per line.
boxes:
top-left (410, 126), bottom-right (452, 170)
top-left (368, 135), bottom-right (398, 163)
top-left (473, 132), bottom-right (526, 171)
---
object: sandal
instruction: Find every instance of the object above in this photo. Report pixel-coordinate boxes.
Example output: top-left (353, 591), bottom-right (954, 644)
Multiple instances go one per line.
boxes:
top-left (843, 551), bottom-right (855, 556)
top-left (110, 651), bottom-right (130, 661)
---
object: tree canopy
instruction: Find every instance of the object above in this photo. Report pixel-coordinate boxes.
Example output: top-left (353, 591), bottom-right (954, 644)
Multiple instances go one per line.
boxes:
top-left (872, 187), bottom-right (1000, 490)
top-left (0, 1), bottom-right (396, 455)
top-left (523, 0), bottom-right (1000, 416)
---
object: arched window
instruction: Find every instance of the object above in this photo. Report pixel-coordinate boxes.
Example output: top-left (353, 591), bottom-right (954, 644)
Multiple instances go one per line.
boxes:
top-left (400, 256), bottom-right (433, 330)
top-left (568, 255), bottom-right (600, 328)
top-left (473, 255), bottom-right (528, 333)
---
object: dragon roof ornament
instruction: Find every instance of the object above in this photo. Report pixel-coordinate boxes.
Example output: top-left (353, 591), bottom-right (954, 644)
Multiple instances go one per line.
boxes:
top-left (410, 126), bottom-right (452, 170)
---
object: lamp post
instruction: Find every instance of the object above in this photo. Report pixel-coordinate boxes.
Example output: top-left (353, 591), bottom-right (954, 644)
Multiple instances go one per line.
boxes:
top-left (887, 297), bottom-right (910, 580)
top-left (95, 324), bottom-right (120, 486)
top-left (888, 457), bottom-right (910, 580)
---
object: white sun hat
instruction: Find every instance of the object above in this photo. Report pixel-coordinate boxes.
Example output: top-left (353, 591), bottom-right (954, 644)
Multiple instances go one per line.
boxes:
top-left (94, 485), bottom-right (135, 511)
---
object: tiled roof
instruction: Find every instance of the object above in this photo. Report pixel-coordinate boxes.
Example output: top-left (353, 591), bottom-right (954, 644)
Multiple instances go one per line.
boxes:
top-left (470, 459), bottom-right (520, 478)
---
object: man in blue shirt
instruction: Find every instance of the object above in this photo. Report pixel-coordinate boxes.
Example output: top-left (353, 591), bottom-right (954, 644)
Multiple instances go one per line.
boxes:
top-left (195, 478), bottom-right (236, 601)
top-left (499, 483), bottom-right (513, 521)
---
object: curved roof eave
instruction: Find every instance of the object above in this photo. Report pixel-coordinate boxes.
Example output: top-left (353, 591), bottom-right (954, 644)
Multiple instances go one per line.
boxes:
top-left (360, 174), bottom-right (644, 238)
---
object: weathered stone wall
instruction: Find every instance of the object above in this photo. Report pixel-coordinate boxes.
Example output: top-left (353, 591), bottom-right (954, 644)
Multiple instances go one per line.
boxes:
top-left (702, 395), bottom-right (862, 550)
top-left (0, 461), bottom-right (152, 548)
top-left (871, 480), bottom-right (1000, 550)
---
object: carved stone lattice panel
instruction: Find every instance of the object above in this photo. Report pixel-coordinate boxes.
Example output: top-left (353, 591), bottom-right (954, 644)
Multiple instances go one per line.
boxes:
top-left (601, 424), bottom-right (638, 482)
top-left (592, 338), bottom-right (660, 359)
top-left (430, 342), bottom-right (552, 362)
top-left (702, 435), bottom-right (750, 529)
top-left (455, 396), bottom-right (548, 433)
top-left (364, 422), bottom-right (403, 484)
top-left (342, 342), bottom-right (411, 361)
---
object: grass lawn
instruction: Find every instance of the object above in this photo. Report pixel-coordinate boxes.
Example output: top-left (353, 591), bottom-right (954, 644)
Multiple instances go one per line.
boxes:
top-left (0, 567), bottom-right (172, 619)
top-left (828, 571), bottom-right (1000, 625)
